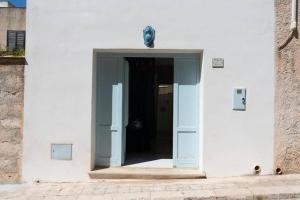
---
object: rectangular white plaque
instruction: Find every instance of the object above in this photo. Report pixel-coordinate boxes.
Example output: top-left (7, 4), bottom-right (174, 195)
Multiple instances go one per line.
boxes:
top-left (212, 58), bottom-right (224, 68)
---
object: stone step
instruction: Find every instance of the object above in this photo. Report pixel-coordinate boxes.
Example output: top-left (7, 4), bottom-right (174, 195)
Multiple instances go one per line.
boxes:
top-left (89, 167), bottom-right (206, 179)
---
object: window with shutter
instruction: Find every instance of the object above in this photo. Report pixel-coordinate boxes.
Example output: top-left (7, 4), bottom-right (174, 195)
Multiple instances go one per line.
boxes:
top-left (7, 31), bottom-right (16, 51)
top-left (16, 32), bottom-right (25, 49)
top-left (7, 30), bottom-right (26, 51)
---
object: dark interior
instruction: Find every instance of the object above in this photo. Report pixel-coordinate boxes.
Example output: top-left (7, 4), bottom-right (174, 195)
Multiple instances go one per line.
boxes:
top-left (125, 57), bottom-right (173, 165)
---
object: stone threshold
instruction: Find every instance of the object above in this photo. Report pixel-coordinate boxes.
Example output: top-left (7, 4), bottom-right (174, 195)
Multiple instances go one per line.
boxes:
top-left (89, 167), bottom-right (206, 179)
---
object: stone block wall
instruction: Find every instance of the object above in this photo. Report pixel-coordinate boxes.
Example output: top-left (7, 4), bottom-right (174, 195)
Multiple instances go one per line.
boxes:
top-left (0, 65), bottom-right (24, 182)
top-left (275, 0), bottom-right (300, 173)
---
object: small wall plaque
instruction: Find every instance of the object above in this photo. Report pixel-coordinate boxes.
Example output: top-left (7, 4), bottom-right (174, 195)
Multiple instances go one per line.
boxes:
top-left (212, 58), bottom-right (224, 68)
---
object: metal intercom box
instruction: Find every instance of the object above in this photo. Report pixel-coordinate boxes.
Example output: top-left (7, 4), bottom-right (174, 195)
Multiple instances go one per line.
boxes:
top-left (233, 88), bottom-right (246, 110)
top-left (51, 144), bottom-right (72, 160)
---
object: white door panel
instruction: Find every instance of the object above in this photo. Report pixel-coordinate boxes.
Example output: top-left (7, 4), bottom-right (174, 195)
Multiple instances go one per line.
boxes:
top-left (96, 56), bottom-right (124, 166)
top-left (173, 57), bottom-right (200, 168)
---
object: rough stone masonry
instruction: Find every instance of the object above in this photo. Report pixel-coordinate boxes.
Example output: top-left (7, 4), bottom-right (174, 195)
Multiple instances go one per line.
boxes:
top-left (0, 65), bottom-right (24, 182)
top-left (275, 0), bottom-right (300, 173)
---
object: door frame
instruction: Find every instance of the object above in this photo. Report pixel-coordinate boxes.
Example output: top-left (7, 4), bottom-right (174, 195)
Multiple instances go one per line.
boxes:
top-left (91, 49), bottom-right (203, 170)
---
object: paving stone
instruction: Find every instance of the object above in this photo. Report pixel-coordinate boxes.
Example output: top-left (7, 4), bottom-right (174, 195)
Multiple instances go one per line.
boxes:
top-left (150, 191), bottom-right (185, 200)
top-left (3, 174), bottom-right (300, 200)
top-left (164, 185), bottom-right (178, 191)
top-left (129, 186), bottom-right (143, 193)
top-left (189, 184), bottom-right (204, 190)
top-left (181, 189), bottom-right (216, 200)
top-left (213, 188), bottom-right (253, 200)
top-left (105, 186), bottom-right (119, 194)
top-left (114, 192), bottom-right (151, 200)
top-left (77, 194), bottom-right (112, 200)
top-left (44, 196), bottom-right (78, 200)
top-left (249, 185), bottom-right (300, 198)
top-left (117, 186), bottom-right (130, 193)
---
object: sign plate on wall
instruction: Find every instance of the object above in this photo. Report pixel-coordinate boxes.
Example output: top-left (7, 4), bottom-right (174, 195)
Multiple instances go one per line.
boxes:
top-left (212, 58), bottom-right (224, 68)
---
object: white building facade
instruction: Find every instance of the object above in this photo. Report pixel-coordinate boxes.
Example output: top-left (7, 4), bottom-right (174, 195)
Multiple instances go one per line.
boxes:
top-left (24, 0), bottom-right (275, 181)
top-left (0, 0), bottom-right (14, 8)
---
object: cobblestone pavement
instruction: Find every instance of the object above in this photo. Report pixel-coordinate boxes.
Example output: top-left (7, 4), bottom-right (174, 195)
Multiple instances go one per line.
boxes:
top-left (1, 174), bottom-right (300, 199)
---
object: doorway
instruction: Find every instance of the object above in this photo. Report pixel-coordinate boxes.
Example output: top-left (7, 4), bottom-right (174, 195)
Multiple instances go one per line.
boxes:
top-left (95, 52), bottom-right (201, 169)
top-left (124, 58), bottom-right (173, 167)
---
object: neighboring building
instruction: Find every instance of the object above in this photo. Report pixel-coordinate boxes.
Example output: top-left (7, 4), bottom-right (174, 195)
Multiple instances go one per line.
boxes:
top-left (0, 0), bottom-right (14, 8)
top-left (0, 2), bottom-right (25, 183)
top-left (24, 0), bottom-right (276, 182)
top-left (0, 3), bottom-right (26, 51)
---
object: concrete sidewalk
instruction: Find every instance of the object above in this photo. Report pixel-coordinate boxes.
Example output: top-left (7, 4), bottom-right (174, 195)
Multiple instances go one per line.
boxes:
top-left (1, 174), bottom-right (300, 199)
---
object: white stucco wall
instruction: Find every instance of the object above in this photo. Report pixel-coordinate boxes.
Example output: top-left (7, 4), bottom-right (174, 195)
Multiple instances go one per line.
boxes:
top-left (24, 0), bottom-right (274, 181)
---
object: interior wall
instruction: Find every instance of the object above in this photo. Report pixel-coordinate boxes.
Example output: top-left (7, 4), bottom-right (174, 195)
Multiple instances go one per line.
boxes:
top-left (125, 58), bottom-right (173, 158)
top-left (155, 59), bottom-right (173, 157)
top-left (24, 0), bottom-right (274, 181)
top-left (126, 58), bottom-right (156, 155)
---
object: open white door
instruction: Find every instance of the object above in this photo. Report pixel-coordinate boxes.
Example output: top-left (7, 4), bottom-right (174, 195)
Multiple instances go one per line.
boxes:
top-left (173, 56), bottom-right (200, 168)
top-left (96, 56), bottom-right (125, 167)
